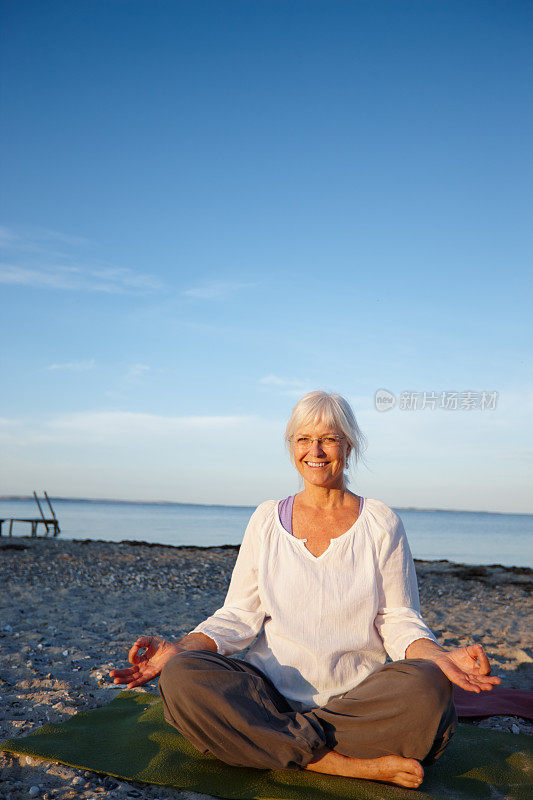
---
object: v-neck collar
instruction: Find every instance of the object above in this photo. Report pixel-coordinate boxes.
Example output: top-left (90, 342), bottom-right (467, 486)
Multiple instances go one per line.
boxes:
top-left (275, 496), bottom-right (366, 561)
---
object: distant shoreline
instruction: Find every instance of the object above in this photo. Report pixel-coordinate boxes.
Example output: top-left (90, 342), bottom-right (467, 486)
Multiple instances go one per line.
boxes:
top-left (1, 535), bottom-right (532, 574)
top-left (1, 495), bottom-right (531, 516)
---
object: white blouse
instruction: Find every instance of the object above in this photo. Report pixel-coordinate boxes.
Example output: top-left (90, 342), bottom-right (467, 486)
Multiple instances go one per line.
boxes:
top-left (191, 497), bottom-right (437, 710)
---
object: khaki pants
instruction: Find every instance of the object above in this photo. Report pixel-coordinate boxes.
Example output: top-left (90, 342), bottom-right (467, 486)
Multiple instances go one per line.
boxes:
top-left (159, 650), bottom-right (456, 771)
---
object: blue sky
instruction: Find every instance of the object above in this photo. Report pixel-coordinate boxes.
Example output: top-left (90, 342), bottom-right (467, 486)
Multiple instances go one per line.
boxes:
top-left (1, 0), bottom-right (532, 512)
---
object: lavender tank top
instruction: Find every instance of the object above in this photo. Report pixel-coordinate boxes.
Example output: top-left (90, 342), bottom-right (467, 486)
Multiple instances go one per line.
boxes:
top-left (278, 494), bottom-right (295, 533)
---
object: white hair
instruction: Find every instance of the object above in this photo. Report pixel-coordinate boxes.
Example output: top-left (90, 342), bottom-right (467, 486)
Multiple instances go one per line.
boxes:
top-left (285, 391), bottom-right (367, 479)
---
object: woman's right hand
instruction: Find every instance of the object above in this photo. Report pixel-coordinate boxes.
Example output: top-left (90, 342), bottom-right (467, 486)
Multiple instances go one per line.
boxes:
top-left (109, 636), bottom-right (181, 688)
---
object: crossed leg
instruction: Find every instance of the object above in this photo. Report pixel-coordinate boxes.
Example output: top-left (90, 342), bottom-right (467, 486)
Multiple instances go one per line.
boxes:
top-left (159, 651), bottom-right (456, 789)
top-left (159, 649), bottom-right (328, 771)
top-left (305, 659), bottom-right (456, 788)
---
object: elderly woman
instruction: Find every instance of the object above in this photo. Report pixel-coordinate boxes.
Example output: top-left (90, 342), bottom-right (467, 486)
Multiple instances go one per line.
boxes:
top-left (110, 391), bottom-right (499, 789)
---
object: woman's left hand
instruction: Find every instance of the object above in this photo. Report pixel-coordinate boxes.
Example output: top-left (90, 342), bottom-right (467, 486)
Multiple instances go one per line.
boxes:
top-left (432, 644), bottom-right (501, 693)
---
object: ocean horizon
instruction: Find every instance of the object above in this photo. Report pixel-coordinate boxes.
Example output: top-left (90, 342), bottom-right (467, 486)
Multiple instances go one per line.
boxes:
top-left (1, 495), bottom-right (531, 569)
top-left (3, 493), bottom-right (532, 515)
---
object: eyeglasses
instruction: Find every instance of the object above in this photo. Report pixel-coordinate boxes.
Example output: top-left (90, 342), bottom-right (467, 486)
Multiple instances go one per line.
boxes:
top-left (291, 435), bottom-right (345, 449)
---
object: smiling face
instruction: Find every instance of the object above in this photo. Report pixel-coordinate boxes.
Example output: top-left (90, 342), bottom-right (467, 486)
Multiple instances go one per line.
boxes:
top-left (292, 419), bottom-right (351, 490)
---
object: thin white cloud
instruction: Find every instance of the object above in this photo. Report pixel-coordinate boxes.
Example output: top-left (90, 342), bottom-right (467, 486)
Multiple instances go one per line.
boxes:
top-left (0, 417), bottom-right (24, 446)
top-left (0, 225), bottom-right (163, 294)
top-left (48, 411), bottom-right (254, 435)
top-left (47, 359), bottom-right (96, 372)
top-left (260, 374), bottom-right (305, 388)
top-left (0, 264), bottom-right (162, 294)
top-left (32, 228), bottom-right (93, 247)
top-left (260, 374), bottom-right (311, 397)
top-left (0, 226), bottom-right (19, 246)
top-left (183, 280), bottom-right (257, 300)
top-left (125, 363), bottom-right (151, 381)
top-left (2, 411), bottom-right (264, 446)
top-left (0, 225), bottom-right (92, 249)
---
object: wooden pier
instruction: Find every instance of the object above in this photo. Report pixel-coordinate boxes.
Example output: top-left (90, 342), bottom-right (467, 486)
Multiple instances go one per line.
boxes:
top-left (0, 491), bottom-right (60, 537)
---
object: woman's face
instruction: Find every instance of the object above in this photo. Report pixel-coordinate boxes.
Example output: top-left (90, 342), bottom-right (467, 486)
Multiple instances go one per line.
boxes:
top-left (291, 420), bottom-right (351, 489)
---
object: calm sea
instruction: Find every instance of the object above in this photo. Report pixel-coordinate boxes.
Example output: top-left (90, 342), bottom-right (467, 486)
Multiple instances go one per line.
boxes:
top-left (0, 497), bottom-right (531, 569)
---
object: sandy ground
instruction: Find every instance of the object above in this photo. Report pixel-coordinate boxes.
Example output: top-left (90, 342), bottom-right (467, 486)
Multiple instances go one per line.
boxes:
top-left (1, 537), bottom-right (531, 800)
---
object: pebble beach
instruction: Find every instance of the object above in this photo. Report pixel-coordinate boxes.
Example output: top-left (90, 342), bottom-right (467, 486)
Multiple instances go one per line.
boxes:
top-left (1, 536), bottom-right (532, 800)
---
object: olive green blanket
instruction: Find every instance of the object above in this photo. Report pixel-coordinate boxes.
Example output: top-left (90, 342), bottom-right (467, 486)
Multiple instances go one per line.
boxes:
top-left (2, 691), bottom-right (532, 800)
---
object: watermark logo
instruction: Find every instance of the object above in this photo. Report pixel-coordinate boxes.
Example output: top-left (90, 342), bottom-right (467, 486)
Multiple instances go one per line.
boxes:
top-left (375, 389), bottom-right (397, 412)
top-left (374, 390), bottom-right (499, 411)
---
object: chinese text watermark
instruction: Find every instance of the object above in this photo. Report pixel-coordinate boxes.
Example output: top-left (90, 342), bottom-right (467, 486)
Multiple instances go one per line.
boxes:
top-left (374, 389), bottom-right (499, 412)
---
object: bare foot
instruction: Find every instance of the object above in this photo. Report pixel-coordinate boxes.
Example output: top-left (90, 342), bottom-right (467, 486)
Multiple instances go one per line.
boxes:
top-left (304, 749), bottom-right (424, 789)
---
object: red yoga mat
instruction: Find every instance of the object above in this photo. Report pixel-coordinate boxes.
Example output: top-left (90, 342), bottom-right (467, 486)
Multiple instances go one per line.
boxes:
top-left (453, 685), bottom-right (533, 720)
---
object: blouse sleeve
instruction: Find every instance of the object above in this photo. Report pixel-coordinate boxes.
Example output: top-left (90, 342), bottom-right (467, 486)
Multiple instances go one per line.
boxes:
top-left (190, 504), bottom-right (266, 655)
top-left (373, 513), bottom-right (438, 661)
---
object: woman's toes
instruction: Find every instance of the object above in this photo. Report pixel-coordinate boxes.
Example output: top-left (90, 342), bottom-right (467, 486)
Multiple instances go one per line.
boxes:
top-left (397, 772), bottom-right (422, 789)
top-left (405, 758), bottom-right (424, 776)
top-left (397, 776), bottom-right (416, 788)
top-left (393, 758), bottom-right (423, 788)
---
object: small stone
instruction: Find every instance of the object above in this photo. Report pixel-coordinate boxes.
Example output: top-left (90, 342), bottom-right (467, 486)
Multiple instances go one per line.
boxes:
top-left (29, 788), bottom-right (40, 797)
top-left (71, 776), bottom-right (84, 786)
top-left (512, 723), bottom-right (520, 734)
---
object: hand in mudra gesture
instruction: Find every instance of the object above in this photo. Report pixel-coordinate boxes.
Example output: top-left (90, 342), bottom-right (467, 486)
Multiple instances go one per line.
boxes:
top-left (110, 636), bottom-right (181, 689)
top-left (432, 644), bottom-right (501, 693)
